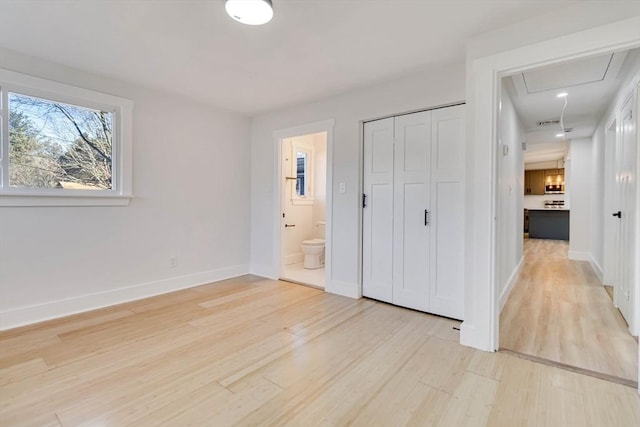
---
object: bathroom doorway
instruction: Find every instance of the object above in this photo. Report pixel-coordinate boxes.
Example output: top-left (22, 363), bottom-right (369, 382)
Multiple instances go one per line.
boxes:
top-left (279, 131), bottom-right (328, 288)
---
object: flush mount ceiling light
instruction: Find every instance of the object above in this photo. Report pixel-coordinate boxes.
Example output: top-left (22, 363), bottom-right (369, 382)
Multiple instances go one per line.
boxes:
top-left (225, 0), bottom-right (273, 25)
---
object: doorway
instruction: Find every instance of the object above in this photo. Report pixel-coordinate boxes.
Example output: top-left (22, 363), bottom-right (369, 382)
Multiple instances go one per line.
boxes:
top-left (496, 48), bottom-right (639, 384)
top-left (279, 132), bottom-right (328, 288)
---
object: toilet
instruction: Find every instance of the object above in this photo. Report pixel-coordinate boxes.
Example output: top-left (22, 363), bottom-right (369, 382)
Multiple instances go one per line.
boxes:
top-left (301, 222), bottom-right (326, 269)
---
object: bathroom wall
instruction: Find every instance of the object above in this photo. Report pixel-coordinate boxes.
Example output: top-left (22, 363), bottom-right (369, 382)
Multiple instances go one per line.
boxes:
top-left (313, 133), bottom-right (327, 238)
top-left (282, 133), bottom-right (320, 264)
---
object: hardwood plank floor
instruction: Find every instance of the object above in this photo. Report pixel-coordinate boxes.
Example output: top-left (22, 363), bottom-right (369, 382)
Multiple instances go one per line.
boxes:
top-left (1, 275), bottom-right (638, 426)
top-left (500, 238), bottom-right (638, 383)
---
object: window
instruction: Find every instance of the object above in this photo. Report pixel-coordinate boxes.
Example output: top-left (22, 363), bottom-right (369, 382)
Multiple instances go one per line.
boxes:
top-left (0, 69), bottom-right (133, 206)
top-left (296, 151), bottom-right (307, 197)
top-left (291, 141), bottom-right (313, 205)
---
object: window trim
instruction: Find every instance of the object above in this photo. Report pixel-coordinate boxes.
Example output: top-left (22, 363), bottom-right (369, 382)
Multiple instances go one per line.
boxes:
top-left (0, 69), bottom-right (133, 207)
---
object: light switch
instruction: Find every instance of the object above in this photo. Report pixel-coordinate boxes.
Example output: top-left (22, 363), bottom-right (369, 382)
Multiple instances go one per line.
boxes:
top-left (339, 182), bottom-right (346, 194)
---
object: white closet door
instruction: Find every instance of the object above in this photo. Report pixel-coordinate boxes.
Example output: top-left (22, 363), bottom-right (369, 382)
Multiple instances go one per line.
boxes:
top-left (362, 118), bottom-right (395, 303)
top-left (392, 111), bottom-right (432, 311)
top-left (429, 105), bottom-right (465, 319)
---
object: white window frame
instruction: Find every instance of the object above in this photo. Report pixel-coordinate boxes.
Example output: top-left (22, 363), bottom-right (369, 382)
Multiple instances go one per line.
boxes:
top-left (0, 69), bottom-right (133, 207)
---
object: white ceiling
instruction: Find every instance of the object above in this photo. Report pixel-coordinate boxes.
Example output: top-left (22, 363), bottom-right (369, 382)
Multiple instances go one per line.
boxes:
top-left (0, 0), bottom-right (580, 115)
top-left (507, 48), bottom-right (639, 163)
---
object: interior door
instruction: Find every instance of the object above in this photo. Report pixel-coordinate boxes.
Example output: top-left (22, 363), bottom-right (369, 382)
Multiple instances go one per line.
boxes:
top-left (616, 97), bottom-right (635, 325)
top-left (362, 118), bottom-right (395, 303)
top-left (392, 111), bottom-right (432, 311)
top-left (429, 105), bottom-right (465, 319)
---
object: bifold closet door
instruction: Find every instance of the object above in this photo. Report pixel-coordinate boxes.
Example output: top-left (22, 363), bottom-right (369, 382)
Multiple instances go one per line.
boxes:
top-left (362, 105), bottom-right (464, 320)
top-left (362, 117), bottom-right (394, 303)
top-left (392, 111), bottom-right (431, 312)
top-left (429, 105), bottom-right (465, 320)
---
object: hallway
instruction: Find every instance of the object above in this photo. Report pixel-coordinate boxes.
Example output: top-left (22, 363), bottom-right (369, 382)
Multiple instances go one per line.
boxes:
top-left (500, 239), bottom-right (638, 384)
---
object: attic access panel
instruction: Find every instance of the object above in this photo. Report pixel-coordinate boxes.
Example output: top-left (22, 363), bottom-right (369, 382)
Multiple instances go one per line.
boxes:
top-left (522, 53), bottom-right (613, 93)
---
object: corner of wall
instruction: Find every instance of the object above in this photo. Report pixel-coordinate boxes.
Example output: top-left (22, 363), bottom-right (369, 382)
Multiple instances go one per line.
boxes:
top-left (0, 264), bottom-right (250, 331)
top-left (325, 280), bottom-right (361, 299)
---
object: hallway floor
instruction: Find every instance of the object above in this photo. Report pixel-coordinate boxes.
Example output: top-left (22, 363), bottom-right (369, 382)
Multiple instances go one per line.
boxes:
top-left (500, 238), bottom-right (638, 383)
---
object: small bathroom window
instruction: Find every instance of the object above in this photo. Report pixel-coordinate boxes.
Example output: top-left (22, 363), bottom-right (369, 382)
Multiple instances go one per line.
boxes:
top-left (291, 142), bottom-right (313, 205)
top-left (296, 151), bottom-right (307, 197)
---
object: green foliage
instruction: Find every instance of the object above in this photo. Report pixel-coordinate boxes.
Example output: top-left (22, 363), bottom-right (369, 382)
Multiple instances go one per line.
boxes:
top-left (9, 110), bottom-right (62, 188)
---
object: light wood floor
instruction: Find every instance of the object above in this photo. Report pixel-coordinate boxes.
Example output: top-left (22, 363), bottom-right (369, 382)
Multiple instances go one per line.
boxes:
top-left (500, 238), bottom-right (639, 383)
top-left (1, 276), bottom-right (638, 427)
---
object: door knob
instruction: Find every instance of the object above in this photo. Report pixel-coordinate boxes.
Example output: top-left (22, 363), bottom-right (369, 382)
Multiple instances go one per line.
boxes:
top-left (612, 211), bottom-right (622, 218)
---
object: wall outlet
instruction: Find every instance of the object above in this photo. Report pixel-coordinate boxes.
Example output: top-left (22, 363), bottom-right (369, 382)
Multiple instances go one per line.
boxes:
top-left (339, 182), bottom-right (346, 194)
top-left (169, 256), bottom-right (177, 268)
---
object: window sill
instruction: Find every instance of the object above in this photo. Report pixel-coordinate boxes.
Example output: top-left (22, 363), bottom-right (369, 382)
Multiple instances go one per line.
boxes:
top-left (291, 198), bottom-right (314, 206)
top-left (0, 192), bottom-right (133, 207)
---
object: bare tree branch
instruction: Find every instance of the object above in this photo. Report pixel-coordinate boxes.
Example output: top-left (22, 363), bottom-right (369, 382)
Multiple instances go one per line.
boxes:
top-left (55, 104), bottom-right (110, 162)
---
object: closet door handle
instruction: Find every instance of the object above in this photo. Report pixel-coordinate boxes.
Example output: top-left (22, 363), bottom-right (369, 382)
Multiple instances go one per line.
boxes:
top-left (285, 224), bottom-right (296, 228)
top-left (424, 210), bottom-right (430, 226)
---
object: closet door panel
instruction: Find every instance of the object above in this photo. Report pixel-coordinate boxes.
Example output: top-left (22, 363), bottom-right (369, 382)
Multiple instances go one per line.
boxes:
top-left (429, 105), bottom-right (465, 319)
top-left (393, 111), bottom-right (431, 311)
top-left (362, 118), bottom-right (394, 303)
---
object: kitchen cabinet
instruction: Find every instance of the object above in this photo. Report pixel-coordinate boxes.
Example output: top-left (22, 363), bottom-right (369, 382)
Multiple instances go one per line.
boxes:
top-left (524, 168), bottom-right (564, 195)
top-left (528, 209), bottom-right (570, 240)
top-left (524, 170), bottom-right (546, 195)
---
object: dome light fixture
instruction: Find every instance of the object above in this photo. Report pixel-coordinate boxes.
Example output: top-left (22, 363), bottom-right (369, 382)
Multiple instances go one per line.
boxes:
top-left (225, 0), bottom-right (273, 26)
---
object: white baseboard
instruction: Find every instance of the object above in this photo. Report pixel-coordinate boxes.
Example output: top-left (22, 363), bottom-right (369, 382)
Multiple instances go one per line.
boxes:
top-left (0, 264), bottom-right (250, 331)
top-left (568, 251), bottom-right (591, 261)
top-left (285, 252), bottom-right (304, 265)
top-left (326, 279), bottom-right (360, 299)
top-left (499, 256), bottom-right (524, 312)
top-left (589, 254), bottom-right (604, 282)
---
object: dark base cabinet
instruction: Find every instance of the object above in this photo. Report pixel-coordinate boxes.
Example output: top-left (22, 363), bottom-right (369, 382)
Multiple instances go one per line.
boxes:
top-left (528, 209), bottom-right (570, 240)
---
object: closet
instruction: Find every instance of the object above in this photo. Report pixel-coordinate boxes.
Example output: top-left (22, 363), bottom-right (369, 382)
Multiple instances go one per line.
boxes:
top-left (362, 104), bottom-right (465, 319)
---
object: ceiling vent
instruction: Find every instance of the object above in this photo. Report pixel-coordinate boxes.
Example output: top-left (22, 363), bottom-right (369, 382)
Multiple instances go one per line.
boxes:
top-left (537, 119), bottom-right (560, 127)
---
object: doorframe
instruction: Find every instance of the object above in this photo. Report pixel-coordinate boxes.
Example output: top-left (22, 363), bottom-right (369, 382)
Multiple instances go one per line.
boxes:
top-left (462, 16), bottom-right (640, 357)
top-left (272, 119), bottom-right (335, 287)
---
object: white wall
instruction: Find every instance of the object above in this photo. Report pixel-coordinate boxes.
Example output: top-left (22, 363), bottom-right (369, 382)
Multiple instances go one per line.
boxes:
top-left (568, 138), bottom-right (593, 260)
top-left (497, 80), bottom-right (524, 310)
top-left (590, 121), bottom-right (606, 278)
top-left (523, 195), bottom-right (566, 210)
top-left (0, 49), bottom-right (251, 329)
top-left (312, 133), bottom-right (327, 239)
top-left (250, 62), bottom-right (466, 297)
top-left (463, 6), bottom-right (640, 351)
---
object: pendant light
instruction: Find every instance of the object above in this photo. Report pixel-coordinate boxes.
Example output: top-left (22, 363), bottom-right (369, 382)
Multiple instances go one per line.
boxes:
top-left (225, 0), bottom-right (273, 26)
